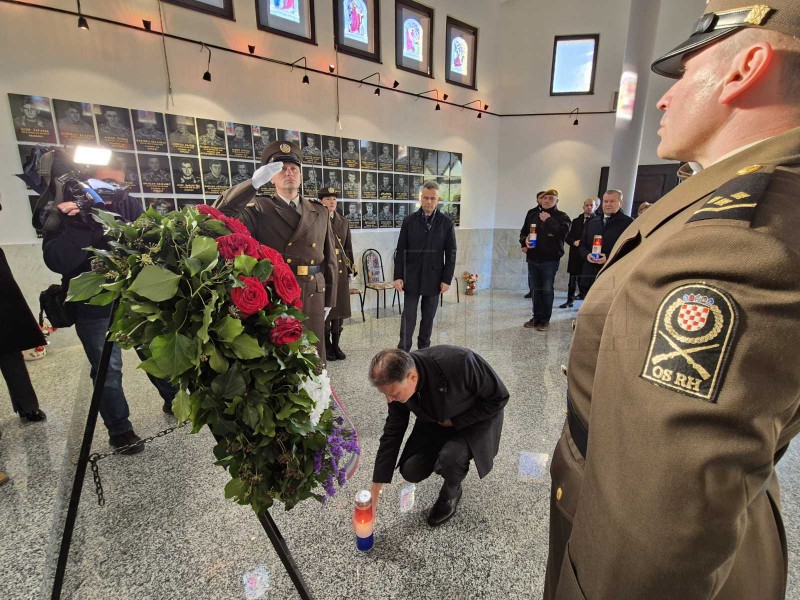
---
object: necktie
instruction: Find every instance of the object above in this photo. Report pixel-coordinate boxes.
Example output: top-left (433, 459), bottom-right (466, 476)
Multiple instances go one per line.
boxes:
top-left (290, 200), bottom-right (297, 212)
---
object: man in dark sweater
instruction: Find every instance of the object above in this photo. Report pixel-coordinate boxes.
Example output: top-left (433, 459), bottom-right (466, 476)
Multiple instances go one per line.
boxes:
top-left (369, 346), bottom-right (508, 526)
top-left (518, 189), bottom-right (571, 330)
top-left (578, 189), bottom-right (634, 295)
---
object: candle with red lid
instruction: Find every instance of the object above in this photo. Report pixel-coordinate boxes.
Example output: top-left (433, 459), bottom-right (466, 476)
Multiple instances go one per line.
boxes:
top-left (527, 224), bottom-right (537, 248)
top-left (591, 235), bottom-right (603, 259)
top-left (353, 490), bottom-right (374, 551)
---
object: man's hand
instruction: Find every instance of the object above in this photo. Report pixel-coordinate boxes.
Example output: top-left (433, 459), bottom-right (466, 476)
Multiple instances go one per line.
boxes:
top-left (57, 201), bottom-right (81, 217)
top-left (370, 482), bottom-right (383, 517)
top-left (540, 211), bottom-right (551, 222)
top-left (587, 253), bottom-right (607, 265)
top-left (393, 279), bottom-right (404, 292)
top-left (440, 283), bottom-right (450, 294)
top-left (252, 162), bottom-right (284, 189)
top-left (439, 418), bottom-right (454, 428)
top-left (324, 307), bottom-right (331, 319)
top-left (521, 246), bottom-right (528, 253)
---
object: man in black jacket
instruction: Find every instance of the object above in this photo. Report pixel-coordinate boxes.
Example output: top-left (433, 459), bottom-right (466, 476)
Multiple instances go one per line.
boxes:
top-left (519, 189), bottom-right (571, 330)
top-left (579, 189), bottom-right (634, 295)
top-left (369, 346), bottom-right (508, 526)
top-left (393, 180), bottom-right (457, 351)
top-left (43, 183), bottom-right (176, 454)
top-left (561, 197), bottom-right (598, 307)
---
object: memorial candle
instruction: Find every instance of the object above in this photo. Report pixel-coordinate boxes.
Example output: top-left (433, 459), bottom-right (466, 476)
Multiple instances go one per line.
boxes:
top-left (353, 490), bottom-right (374, 551)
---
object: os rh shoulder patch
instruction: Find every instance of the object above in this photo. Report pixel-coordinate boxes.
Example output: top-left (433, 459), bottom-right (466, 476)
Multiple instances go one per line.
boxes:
top-left (641, 284), bottom-right (738, 403)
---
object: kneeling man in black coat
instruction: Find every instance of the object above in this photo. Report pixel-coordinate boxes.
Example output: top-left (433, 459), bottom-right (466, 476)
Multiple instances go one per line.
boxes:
top-left (369, 346), bottom-right (509, 526)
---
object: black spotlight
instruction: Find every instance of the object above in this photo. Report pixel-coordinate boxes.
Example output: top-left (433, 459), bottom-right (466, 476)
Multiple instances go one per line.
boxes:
top-left (435, 104), bottom-right (441, 111)
top-left (374, 87), bottom-right (381, 96)
top-left (483, 104), bottom-right (489, 111)
top-left (203, 71), bottom-right (212, 82)
top-left (78, 15), bottom-right (89, 29)
top-left (142, 20), bottom-right (152, 31)
top-left (477, 113), bottom-right (482, 119)
top-left (573, 118), bottom-right (579, 126)
top-left (302, 74), bottom-right (310, 85)
top-left (248, 44), bottom-right (256, 55)
top-left (392, 80), bottom-right (400, 89)
top-left (329, 64), bottom-right (335, 73)
top-left (201, 44), bottom-right (212, 82)
top-left (443, 93), bottom-right (448, 101)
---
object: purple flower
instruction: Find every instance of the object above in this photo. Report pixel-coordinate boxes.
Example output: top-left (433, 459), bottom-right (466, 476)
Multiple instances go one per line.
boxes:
top-left (313, 450), bottom-right (324, 475)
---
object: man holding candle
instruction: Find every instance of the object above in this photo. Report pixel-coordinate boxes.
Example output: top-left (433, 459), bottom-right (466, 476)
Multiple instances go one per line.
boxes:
top-left (368, 346), bottom-right (508, 526)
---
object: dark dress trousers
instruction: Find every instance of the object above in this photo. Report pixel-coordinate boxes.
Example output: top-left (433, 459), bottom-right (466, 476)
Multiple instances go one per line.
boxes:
top-left (372, 345), bottom-right (509, 486)
top-left (214, 181), bottom-right (338, 361)
top-left (394, 209), bottom-right (457, 351)
top-left (578, 210), bottom-right (634, 293)
top-left (564, 213), bottom-right (592, 298)
top-left (0, 247), bottom-right (45, 414)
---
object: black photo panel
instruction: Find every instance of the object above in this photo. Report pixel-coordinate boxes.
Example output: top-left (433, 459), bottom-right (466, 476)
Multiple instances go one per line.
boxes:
top-left (166, 114), bottom-right (198, 155)
top-left (53, 99), bottom-right (96, 144)
top-left (197, 119), bottom-right (227, 157)
top-left (95, 104), bottom-right (134, 150)
top-left (132, 110), bottom-right (167, 153)
top-left (138, 153), bottom-right (174, 194)
top-left (171, 156), bottom-right (202, 195)
top-left (9, 94), bottom-right (56, 143)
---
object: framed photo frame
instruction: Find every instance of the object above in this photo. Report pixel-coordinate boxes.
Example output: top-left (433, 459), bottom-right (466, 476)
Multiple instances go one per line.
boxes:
top-left (162, 0), bottom-right (235, 20)
top-left (395, 0), bottom-right (434, 78)
top-left (550, 34), bottom-right (600, 96)
top-left (333, 0), bottom-right (381, 63)
top-left (256, 0), bottom-right (317, 45)
top-left (445, 16), bottom-right (478, 90)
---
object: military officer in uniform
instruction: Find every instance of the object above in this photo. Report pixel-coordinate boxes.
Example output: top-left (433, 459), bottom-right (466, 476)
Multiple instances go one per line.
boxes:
top-left (545, 3), bottom-right (800, 599)
top-left (203, 161), bottom-right (229, 187)
top-left (214, 141), bottom-right (338, 362)
top-left (318, 188), bottom-right (354, 362)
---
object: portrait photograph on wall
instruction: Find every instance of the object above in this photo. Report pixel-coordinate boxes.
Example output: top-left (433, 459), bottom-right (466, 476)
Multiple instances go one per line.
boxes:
top-left (162, 0), bottom-right (234, 19)
top-left (323, 168), bottom-right (343, 194)
top-left (445, 16), bottom-right (478, 90)
top-left (394, 144), bottom-right (409, 172)
top-left (197, 119), bottom-right (227, 157)
top-left (138, 153), bottom-right (174, 194)
top-left (393, 202), bottom-right (412, 226)
top-left (342, 200), bottom-right (361, 229)
top-left (226, 122), bottom-right (254, 159)
top-left (253, 125), bottom-right (276, 156)
top-left (361, 171), bottom-right (378, 199)
top-left (333, 0), bottom-right (380, 63)
top-left (342, 138), bottom-right (360, 169)
top-left (133, 110), bottom-right (167, 153)
top-left (322, 136), bottom-right (341, 167)
top-left (378, 202), bottom-right (394, 228)
top-left (343, 169), bottom-right (360, 199)
top-left (166, 114), bottom-right (198, 155)
top-left (9, 94), bottom-right (56, 143)
top-left (171, 155), bottom-right (202, 194)
top-left (177, 197), bottom-right (206, 209)
top-left (278, 128), bottom-right (301, 144)
top-left (360, 140), bottom-right (377, 170)
top-left (423, 149), bottom-right (438, 175)
top-left (393, 173), bottom-right (410, 200)
top-left (408, 146), bottom-right (424, 174)
top-left (377, 142), bottom-right (393, 171)
top-left (378, 173), bottom-right (393, 199)
top-left (95, 104), bottom-right (134, 150)
top-left (302, 166), bottom-right (323, 197)
top-left (395, 0), bottom-right (434, 78)
top-left (362, 200), bottom-right (378, 228)
top-left (111, 152), bottom-right (140, 192)
top-left (146, 197), bottom-right (176, 216)
top-left (53, 99), bottom-right (96, 144)
top-left (230, 161), bottom-right (254, 186)
top-left (256, 0), bottom-right (316, 44)
top-left (201, 158), bottom-right (230, 195)
top-left (301, 132), bottom-right (323, 165)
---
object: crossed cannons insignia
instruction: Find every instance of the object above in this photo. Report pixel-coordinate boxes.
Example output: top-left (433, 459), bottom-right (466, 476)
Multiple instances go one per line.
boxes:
top-left (641, 283), bottom-right (738, 402)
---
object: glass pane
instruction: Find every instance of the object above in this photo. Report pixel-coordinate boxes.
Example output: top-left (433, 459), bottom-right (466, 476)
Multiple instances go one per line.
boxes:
top-left (552, 38), bottom-right (596, 94)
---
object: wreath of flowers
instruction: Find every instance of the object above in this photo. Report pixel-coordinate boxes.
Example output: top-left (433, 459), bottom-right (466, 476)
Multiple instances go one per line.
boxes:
top-left (68, 204), bottom-right (358, 512)
top-left (462, 271), bottom-right (478, 291)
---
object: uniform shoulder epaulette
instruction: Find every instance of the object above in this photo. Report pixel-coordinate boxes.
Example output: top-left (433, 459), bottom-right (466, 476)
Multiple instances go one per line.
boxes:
top-left (687, 164), bottom-right (775, 225)
top-left (309, 197), bottom-right (323, 205)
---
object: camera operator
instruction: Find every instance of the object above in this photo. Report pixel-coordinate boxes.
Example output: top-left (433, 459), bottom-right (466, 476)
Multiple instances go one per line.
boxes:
top-left (42, 175), bottom-right (176, 454)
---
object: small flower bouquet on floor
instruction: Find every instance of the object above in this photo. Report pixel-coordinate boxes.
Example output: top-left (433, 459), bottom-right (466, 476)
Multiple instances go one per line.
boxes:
top-left (462, 271), bottom-right (478, 295)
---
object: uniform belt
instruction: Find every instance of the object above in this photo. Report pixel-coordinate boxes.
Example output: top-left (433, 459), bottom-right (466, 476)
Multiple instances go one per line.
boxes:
top-left (291, 264), bottom-right (322, 276)
top-left (567, 393), bottom-right (589, 459)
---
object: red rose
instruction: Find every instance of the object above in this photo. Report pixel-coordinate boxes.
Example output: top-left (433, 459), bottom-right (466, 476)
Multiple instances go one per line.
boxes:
top-left (230, 276), bottom-right (269, 317)
top-left (197, 204), bottom-right (225, 220)
top-left (217, 233), bottom-right (259, 260)
top-left (292, 297), bottom-right (303, 310)
top-left (256, 244), bottom-right (285, 268)
top-left (269, 316), bottom-right (304, 345)
top-left (271, 263), bottom-right (302, 305)
top-left (222, 216), bottom-right (250, 236)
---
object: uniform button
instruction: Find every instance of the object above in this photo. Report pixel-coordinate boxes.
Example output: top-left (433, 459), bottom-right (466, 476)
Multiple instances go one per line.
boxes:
top-left (310, 293), bottom-right (314, 298)
top-left (339, 270), bottom-right (343, 274)
top-left (309, 275), bottom-right (315, 281)
top-left (287, 258), bottom-right (292, 264)
top-left (288, 242), bottom-right (293, 247)
top-left (310, 260), bottom-right (315, 265)
top-left (556, 487), bottom-right (563, 501)
top-left (439, 387), bottom-right (445, 392)
top-left (322, 287), bottom-right (325, 292)
top-left (312, 242), bottom-right (317, 247)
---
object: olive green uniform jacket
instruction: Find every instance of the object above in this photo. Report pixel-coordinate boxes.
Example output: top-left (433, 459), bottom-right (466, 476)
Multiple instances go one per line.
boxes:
top-left (546, 127), bottom-right (800, 600)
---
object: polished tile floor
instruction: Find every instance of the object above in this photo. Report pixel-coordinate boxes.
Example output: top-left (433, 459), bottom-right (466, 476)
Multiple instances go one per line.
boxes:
top-left (2, 290), bottom-right (800, 599)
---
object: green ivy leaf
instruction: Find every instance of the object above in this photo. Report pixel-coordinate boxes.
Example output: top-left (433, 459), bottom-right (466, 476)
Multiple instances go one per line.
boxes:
top-left (243, 403), bottom-right (260, 429)
top-left (67, 271), bottom-right (107, 302)
top-left (224, 477), bottom-right (246, 500)
top-left (86, 291), bottom-right (117, 306)
top-left (252, 259), bottom-right (274, 282)
top-left (139, 357), bottom-right (169, 379)
top-left (228, 333), bottom-right (265, 360)
top-left (128, 265), bottom-right (181, 302)
top-left (211, 364), bottom-right (247, 399)
top-left (214, 316), bottom-right (244, 342)
top-left (203, 219), bottom-right (230, 236)
top-left (186, 236), bottom-right (218, 276)
top-left (234, 254), bottom-right (257, 277)
top-left (197, 290), bottom-right (219, 344)
top-left (276, 402), bottom-right (298, 420)
top-left (208, 345), bottom-right (229, 373)
top-left (150, 332), bottom-right (198, 377)
top-left (172, 388), bottom-right (195, 422)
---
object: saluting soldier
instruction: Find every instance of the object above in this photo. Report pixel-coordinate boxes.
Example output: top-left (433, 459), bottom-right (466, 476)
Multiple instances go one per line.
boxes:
top-left (318, 187), bottom-right (354, 362)
top-left (545, 2), bottom-right (800, 599)
top-left (214, 141), bottom-right (338, 362)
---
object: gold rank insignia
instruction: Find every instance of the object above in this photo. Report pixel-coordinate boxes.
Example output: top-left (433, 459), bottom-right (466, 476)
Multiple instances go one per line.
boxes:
top-left (687, 167), bottom-right (773, 225)
top-left (280, 143), bottom-right (291, 153)
top-left (641, 284), bottom-right (738, 403)
top-left (737, 164), bottom-right (763, 175)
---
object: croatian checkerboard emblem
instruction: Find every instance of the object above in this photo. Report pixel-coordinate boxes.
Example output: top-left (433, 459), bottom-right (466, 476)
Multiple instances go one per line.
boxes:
top-left (641, 284), bottom-right (738, 402)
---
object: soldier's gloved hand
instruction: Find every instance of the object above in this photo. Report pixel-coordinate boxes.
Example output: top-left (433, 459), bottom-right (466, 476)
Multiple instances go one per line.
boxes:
top-left (324, 307), bottom-right (331, 319)
top-left (251, 162), bottom-right (284, 190)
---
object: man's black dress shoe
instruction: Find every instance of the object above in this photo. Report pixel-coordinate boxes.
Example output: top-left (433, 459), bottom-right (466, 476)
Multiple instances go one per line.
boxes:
top-left (109, 430), bottom-right (144, 455)
top-left (524, 292), bottom-right (532, 299)
top-left (559, 301), bottom-right (574, 308)
top-left (427, 485), bottom-right (462, 527)
top-left (20, 408), bottom-right (46, 422)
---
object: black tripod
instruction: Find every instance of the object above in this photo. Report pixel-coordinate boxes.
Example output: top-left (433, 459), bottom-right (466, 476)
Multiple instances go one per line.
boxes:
top-left (50, 308), bottom-right (313, 599)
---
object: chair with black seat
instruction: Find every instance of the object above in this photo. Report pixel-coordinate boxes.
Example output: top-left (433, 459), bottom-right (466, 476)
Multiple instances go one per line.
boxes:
top-left (362, 249), bottom-right (396, 319)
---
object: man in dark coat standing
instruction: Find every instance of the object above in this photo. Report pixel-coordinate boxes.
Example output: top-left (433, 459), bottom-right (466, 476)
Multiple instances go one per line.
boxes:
top-left (393, 180), bottom-right (457, 352)
top-left (214, 141), bottom-right (338, 362)
top-left (317, 187), bottom-right (354, 361)
top-left (369, 346), bottom-right (508, 526)
top-left (560, 197), bottom-right (598, 308)
top-left (518, 189), bottom-right (571, 330)
top-left (578, 189), bottom-right (633, 295)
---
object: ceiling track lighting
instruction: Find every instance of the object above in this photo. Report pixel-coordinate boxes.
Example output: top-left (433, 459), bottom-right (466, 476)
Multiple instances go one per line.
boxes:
top-left (76, 0), bottom-right (88, 29)
top-left (248, 44), bottom-right (256, 55)
top-left (460, 99), bottom-right (486, 118)
top-left (289, 56), bottom-right (310, 85)
top-left (328, 64), bottom-right (336, 73)
top-left (142, 19), bottom-right (152, 31)
top-left (201, 44), bottom-right (212, 82)
top-left (415, 89), bottom-right (442, 112)
top-left (569, 108), bottom-right (580, 126)
top-left (358, 72), bottom-right (382, 97)
top-left (392, 80), bottom-right (400, 89)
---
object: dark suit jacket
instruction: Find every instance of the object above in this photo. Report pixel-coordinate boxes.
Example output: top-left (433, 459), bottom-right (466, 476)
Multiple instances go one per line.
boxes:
top-left (579, 210), bottom-right (634, 279)
top-left (372, 345), bottom-right (509, 483)
top-left (328, 212), bottom-right (354, 320)
top-left (0, 248), bottom-right (46, 352)
top-left (518, 205), bottom-right (571, 262)
top-left (394, 209), bottom-right (457, 296)
top-left (565, 214), bottom-right (592, 275)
